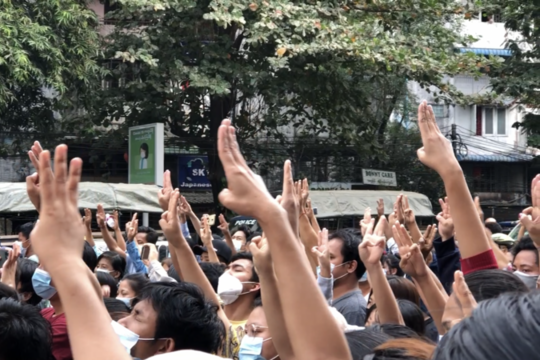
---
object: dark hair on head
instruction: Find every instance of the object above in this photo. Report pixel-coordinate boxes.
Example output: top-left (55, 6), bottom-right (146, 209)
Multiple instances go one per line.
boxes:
top-left (0, 283), bottom-right (18, 301)
top-left (16, 258), bottom-right (42, 306)
top-left (18, 222), bottom-right (34, 240)
top-left (463, 269), bottom-right (529, 302)
top-left (433, 291), bottom-right (540, 360)
top-left (247, 232), bottom-right (262, 244)
top-left (97, 251), bottom-right (126, 280)
top-left (383, 254), bottom-right (405, 277)
top-left (346, 328), bottom-right (391, 359)
top-left (96, 271), bottom-right (118, 298)
top-left (121, 273), bottom-right (150, 298)
top-left (511, 236), bottom-right (539, 265)
top-left (485, 222), bottom-right (503, 235)
top-left (140, 143), bottom-right (149, 158)
top-left (137, 226), bottom-right (159, 245)
top-left (234, 226), bottom-right (252, 239)
top-left (0, 298), bottom-right (54, 360)
top-left (230, 252), bottom-right (259, 283)
top-left (329, 229), bottom-right (365, 279)
top-left (103, 298), bottom-right (130, 322)
top-left (397, 300), bottom-right (425, 336)
top-left (253, 297), bottom-right (263, 308)
top-left (387, 276), bottom-right (421, 307)
top-left (199, 262), bottom-right (226, 292)
top-left (368, 323), bottom-right (422, 340)
top-left (133, 282), bottom-right (225, 354)
top-left (167, 265), bottom-right (182, 283)
top-left (371, 338), bottom-right (436, 360)
top-left (82, 241), bottom-right (98, 271)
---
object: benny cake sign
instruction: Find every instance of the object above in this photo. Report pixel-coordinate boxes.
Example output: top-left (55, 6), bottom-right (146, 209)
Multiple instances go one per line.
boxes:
top-left (362, 169), bottom-right (397, 187)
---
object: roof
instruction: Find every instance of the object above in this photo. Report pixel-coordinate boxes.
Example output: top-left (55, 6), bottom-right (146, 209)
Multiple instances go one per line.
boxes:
top-left (459, 48), bottom-right (512, 56)
top-left (456, 154), bottom-right (534, 162)
top-left (309, 190), bottom-right (434, 218)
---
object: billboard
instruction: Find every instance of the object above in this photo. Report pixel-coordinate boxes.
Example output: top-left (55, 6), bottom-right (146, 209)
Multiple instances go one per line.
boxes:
top-left (177, 155), bottom-right (211, 190)
top-left (128, 123), bottom-right (164, 185)
top-left (361, 169), bottom-right (397, 187)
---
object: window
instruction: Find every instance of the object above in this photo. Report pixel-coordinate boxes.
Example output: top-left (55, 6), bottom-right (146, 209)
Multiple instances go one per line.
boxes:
top-left (431, 105), bottom-right (446, 120)
top-left (479, 107), bottom-right (506, 135)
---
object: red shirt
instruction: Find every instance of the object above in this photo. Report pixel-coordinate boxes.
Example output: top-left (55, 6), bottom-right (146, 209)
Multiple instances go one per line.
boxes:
top-left (41, 307), bottom-right (73, 360)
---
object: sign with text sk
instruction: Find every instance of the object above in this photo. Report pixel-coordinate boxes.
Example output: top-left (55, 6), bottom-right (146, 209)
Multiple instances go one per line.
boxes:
top-left (178, 155), bottom-right (211, 190)
top-left (362, 169), bottom-right (397, 187)
top-left (128, 123), bottom-right (164, 185)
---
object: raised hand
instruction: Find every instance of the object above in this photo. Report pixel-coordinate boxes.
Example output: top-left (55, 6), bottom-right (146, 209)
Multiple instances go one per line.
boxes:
top-left (126, 213), bottom-right (138, 241)
top-left (419, 224), bottom-right (437, 260)
top-left (520, 175), bottom-right (540, 247)
top-left (217, 214), bottom-right (230, 235)
top-left (436, 197), bottom-right (454, 241)
top-left (29, 144), bottom-right (85, 271)
top-left (217, 119), bottom-right (276, 219)
top-left (359, 216), bottom-right (387, 266)
top-left (158, 170), bottom-right (173, 211)
top-left (159, 189), bottom-right (182, 248)
top-left (96, 204), bottom-right (106, 229)
top-left (301, 178), bottom-right (310, 210)
top-left (179, 195), bottom-right (193, 215)
top-left (394, 195), bottom-right (405, 224)
top-left (377, 198), bottom-right (385, 217)
top-left (112, 210), bottom-right (120, 231)
top-left (416, 101), bottom-right (460, 178)
top-left (360, 207), bottom-right (372, 237)
top-left (250, 236), bottom-right (273, 274)
top-left (453, 270), bottom-right (477, 318)
top-left (1, 243), bottom-right (21, 287)
top-left (402, 195), bottom-right (416, 226)
top-left (280, 160), bottom-right (300, 231)
top-left (26, 141), bottom-right (45, 211)
top-left (200, 215), bottom-right (213, 246)
top-left (312, 229), bottom-right (331, 276)
top-left (83, 208), bottom-right (92, 229)
top-left (393, 222), bottom-right (428, 279)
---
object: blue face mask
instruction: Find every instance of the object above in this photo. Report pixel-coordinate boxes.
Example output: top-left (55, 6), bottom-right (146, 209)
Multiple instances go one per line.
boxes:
top-left (116, 297), bottom-right (133, 308)
top-left (32, 268), bottom-right (57, 300)
top-left (239, 335), bottom-right (277, 360)
top-left (316, 263), bottom-right (335, 278)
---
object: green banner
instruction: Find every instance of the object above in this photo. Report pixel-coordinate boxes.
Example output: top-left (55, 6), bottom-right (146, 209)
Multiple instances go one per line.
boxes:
top-left (129, 126), bottom-right (156, 184)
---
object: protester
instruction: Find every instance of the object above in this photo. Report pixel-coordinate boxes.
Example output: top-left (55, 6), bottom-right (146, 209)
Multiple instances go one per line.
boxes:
top-left (95, 251), bottom-right (126, 281)
top-left (96, 271), bottom-right (118, 298)
top-left (17, 222), bottom-right (35, 259)
top-left (104, 298), bottom-right (130, 322)
top-left (16, 258), bottom-right (42, 306)
top-left (117, 273), bottom-right (150, 307)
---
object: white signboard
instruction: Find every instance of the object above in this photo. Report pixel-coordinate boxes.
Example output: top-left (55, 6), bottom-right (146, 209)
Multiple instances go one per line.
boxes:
top-left (362, 169), bottom-right (397, 187)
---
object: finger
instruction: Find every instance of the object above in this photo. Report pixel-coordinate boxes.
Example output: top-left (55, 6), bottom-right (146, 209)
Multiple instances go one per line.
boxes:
top-left (281, 160), bottom-right (292, 197)
top-left (28, 150), bottom-right (40, 172)
top-left (38, 150), bottom-right (54, 206)
top-left (170, 190), bottom-right (180, 217)
top-left (399, 224), bottom-right (413, 246)
top-left (217, 121), bottom-right (237, 173)
top-left (417, 101), bottom-right (430, 140)
top-left (520, 213), bottom-right (533, 231)
top-left (438, 198), bottom-right (446, 214)
top-left (67, 158), bottom-right (82, 206)
top-left (132, 213), bottom-right (138, 223)
top-left (453, 270), bottom-right (477, 317)
top-left (532, 175), bottom-right (540, 207)
top-left (311, 246), bottom-right (323, 257)
top-left (392, 224), bottom-right (402, 247)
top-left (403, 195), bottom-right (410, 210)
top-left (53, 145), bottom-right (68, 198)
top-left (533, 177), bottom-right (540, 210)
top-left (228, 126), bottom-right (249, 171)
top-left (374, 216), bottom-right (387, 237)
top-left (365, 218), bottom-right (375, 236)
top-left (164, 170), bottom-right (172, 190)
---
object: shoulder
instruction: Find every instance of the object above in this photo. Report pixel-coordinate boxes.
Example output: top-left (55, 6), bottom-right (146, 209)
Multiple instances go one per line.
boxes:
top-left (334, 290), bottom-right (366, 308)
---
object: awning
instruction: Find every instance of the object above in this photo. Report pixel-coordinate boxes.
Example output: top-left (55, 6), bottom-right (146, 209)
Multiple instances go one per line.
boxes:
top-left (456, 154), bottom-right (534, 162)
top-left (459, 48), bottom-right (512, 56)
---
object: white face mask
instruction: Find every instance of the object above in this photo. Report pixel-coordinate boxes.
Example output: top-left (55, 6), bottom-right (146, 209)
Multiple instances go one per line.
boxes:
top-left (513, 271), bottom-right (539, 290)
top-left (233, 240), bottom-right (243, 252)
top-left (217, 272), bottom-right (257, 305)
top-left (96, 268), bottom-right (112, 274)
top-left (332, 261), bottom-right (351, 281)
top-left (111, 320), bottom-right (165, 354)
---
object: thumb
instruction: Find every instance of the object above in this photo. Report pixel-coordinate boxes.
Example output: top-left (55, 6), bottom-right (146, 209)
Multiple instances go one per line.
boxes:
top-left (520, 213), bottom-right (533, 230)
top-left (249, 241), bottom-right (260, 254)
top-left (218, 189), bottom-right (234, 209)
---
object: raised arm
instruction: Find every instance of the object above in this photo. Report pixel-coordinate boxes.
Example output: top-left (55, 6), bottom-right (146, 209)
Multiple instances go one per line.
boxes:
top-left (181, 196), bottom-right (202, 238)
top-left (1, 244), bottom-right (20, 288)
top-left (402, 195), bottom-right (423, 244)
top-left (306, 198), bottom-right (321, 234)
top-left (201, 215), bottom-right (219, 263)
top-left (112, 210), bottom-right (127, 252)
top-left (416, 101), bottom-right (492, 262)
top-left (218, 214), bottom-right (237, 255)
top-left (30, 144), bottom-right (130, 360)
top-left (96, 204), bottom-right (126, 257)
top-left (83, 208), bottom-right (95, 247)
top-left (217, 121), bottom-right (351, 360)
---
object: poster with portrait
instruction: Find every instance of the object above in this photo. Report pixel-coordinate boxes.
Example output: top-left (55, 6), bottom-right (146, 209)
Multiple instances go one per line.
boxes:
top-left (128, 123), bottom-right (164, 185)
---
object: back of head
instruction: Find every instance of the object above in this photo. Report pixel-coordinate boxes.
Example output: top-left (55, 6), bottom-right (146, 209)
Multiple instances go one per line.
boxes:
top-left (96, 271), bottom-right (118, 298)
top-left (0, 283), bottom-right (18, 301)
top-left (384, 254), bottom-right (404, 277)
top-left (368, 324), bottom-right (421, 340)
top-left (433, 291), bottom-right (540, 360)
top-left (370, 338), bottom-right (435, 360)
top-left (346, 328), bottom-right (391, 359)
top-left (18, 222), bottom-right (34, 240)
top-left (387, 276), bottom-right (420, 306)
top-left (199, 262), bottom-right (226, 292)
top-left (82, 241), bottom-right (98, 271)
top-left (0, 298), bottom-right (54, 360)
top-left (16, 258), bottom-right (42, 306)
top-left (103, 298), bottom-right (130, 321)
top-left (329, 229), bottom-right (365, 279)
top-left (485, 222), bottom-right (503, 235)
top-left (122, 273), bottom-right (150, 297)
top-left (464, 269), bottom-right (528, 302)
top-left (134, 282), bottom-right (225, 354)
top-left (397, 300), bottom-right (425, 336)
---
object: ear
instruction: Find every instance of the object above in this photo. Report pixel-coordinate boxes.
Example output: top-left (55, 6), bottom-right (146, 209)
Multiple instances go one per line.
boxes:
top-left (156, 338), bottom-right (175, 354)
top-left (112, 271), bottom-right (121, 279)
top-left (347, 260), bottom-right (358, 274)
top-left (21, 292), bottom-right (32, 302)
top-left (391, 268), bottom-right (397, 275)
top-left (250, 282), bottom-right (261, 293)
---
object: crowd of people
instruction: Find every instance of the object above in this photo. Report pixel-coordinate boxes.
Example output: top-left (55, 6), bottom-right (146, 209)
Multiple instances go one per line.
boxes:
top-left (1, 101), bottom-right (540, 360)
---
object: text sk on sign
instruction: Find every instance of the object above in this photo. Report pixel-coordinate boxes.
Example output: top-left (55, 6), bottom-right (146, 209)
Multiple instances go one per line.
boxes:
top-left (361, 169), bottom-right (397, 187)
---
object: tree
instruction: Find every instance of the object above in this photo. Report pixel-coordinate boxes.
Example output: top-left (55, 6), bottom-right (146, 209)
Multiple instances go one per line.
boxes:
top-left (93, 0), bottom-right (496, 205)
top-left (0, 0), bottom-right (102, 153)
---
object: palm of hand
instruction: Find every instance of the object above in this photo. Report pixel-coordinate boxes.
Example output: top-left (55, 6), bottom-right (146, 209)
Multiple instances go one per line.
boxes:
top-left (404, 209), bottom-right (415, 224)
top-left (360, 236), bottom-right (384, 265)
top-left (399, 246), bottom-right (427, 278)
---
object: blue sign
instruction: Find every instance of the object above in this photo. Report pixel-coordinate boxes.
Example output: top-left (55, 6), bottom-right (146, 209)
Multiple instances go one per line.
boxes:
top-left (177, 155), bottom-right (211, 190)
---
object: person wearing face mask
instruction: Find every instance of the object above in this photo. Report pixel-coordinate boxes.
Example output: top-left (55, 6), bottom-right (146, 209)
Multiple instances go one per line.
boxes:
top-left (317, 229), bottom-right (367, 326)
top-left (511, 236), bottom-right (539, 289)
top-left (218, 252), bottom-right (260, 343)
top-left (240, 298), bottom-right (279, 360)
top-left (139, 143), bottom-right (149, 169)
top-left (117, 273), bottom-right (150, 308)
top-left (16, 222), bottom-right (35, 259)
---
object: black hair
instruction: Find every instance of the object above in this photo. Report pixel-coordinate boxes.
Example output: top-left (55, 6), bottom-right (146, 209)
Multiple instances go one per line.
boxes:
top-left (234, 226), bottom-right (252, 239)
top-left (167, 265), bottom-right (182, 283)
top-left (463, 269), bottom-right (529, 302)
top-left (383, 254), bottom-right (405, 277)
top-left (96, 271), bottom-right (118, 298)
top-left (247, 232), bottom-right (262, 245)
top-left (329, 229), bottom-right (365, 279)
top-left (397, 299), bottom-right (425, 336)
top-left (0, 283), bottom-right (18, 301)
top-left (16, 258), bottom-right (42, 306)
top-left (140, 143), bottom-right (149, 158)
top-left (0, 298), bottom-right (54, 360)
top-left (103, 298), bottom-right (130, 322)
top-left (485, 222), bottom-right (503, 235)
top-left (96, 251), bottom-right (126, 280)
top-left (387, 276), bottom-right (421, 307)
top-left (199, 262), bottom-right (226, 292)
top-left (121, 273), bottom-right (150, 298)
top-left (82, 241), bottom-right (98, 271)
top-left (368, 323), bottom-right (422, 340)
top-left (511, 236), bottom-right (539, 265)
top-left (346, 329), bottom-right (392, 359)
top-left (370, 338), bottom-right (435, 360)
top-left (18, 222), bottom-right (34, 240)
top-left (433, 291), bottom-right (540, 360)
top-left (253, 297), bottom-right (263, 308)
top-left (230, 252), bottom-right (259, 283)
top-left (133, 282), bottom-right (225, 354)
top-left (137, 226), bottom-right (159, 245)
